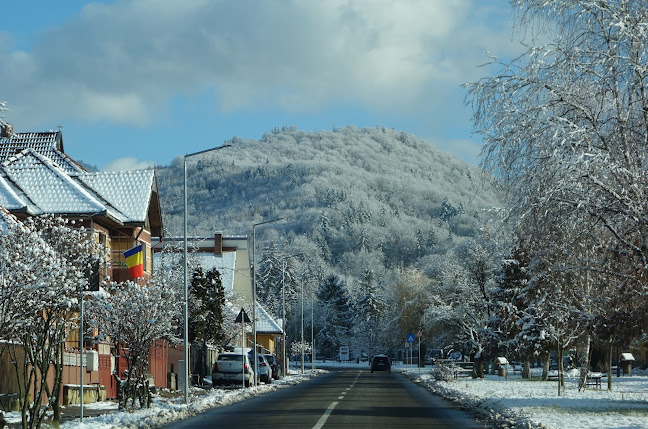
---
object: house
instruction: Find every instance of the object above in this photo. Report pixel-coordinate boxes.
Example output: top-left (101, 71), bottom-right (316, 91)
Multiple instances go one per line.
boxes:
top-left (0, 124), bottom-right (165, 401)
top-left (153, 233), bottom-right (285, 379)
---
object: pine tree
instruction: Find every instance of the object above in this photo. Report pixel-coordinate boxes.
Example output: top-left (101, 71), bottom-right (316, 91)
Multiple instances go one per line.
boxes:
top-left (316, 274), bottom-right (351, 356)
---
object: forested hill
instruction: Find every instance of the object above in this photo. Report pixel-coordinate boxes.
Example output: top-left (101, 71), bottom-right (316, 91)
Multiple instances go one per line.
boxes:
top-left (155, 125), bottom-right (503, 283)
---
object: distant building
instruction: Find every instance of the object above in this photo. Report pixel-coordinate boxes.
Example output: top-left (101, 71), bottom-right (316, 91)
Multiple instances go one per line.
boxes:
top-left (153, 233), bottom-right (284, 364)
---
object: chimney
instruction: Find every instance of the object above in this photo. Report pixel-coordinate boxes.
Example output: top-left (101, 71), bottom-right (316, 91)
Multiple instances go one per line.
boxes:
top-left (214, 233), bottom-right (223, 256)
top-left (1, 123), bottom-right (13, 138)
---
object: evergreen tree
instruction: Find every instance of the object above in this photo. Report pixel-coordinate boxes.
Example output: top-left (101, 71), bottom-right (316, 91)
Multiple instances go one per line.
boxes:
top-left (315, 274), bottom-right (351, 356)
top-left (353, 268), bottom-right (386, 356)
top-left (189, 267), bottom-right (226, 344)
top-left (257, 243), bottom-right (298, 318)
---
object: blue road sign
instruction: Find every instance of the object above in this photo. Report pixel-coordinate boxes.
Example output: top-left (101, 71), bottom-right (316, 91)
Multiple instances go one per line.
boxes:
top-left (406, 334), bottom-right (416, 343)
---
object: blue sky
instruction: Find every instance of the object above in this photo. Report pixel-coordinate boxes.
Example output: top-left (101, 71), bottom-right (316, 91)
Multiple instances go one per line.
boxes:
top-left (0, 0), bottom-right (520, 171)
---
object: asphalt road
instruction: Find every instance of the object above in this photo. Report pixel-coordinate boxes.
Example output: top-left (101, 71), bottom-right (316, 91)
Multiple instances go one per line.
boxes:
top-left (166, 370), bottom-right (487, 428)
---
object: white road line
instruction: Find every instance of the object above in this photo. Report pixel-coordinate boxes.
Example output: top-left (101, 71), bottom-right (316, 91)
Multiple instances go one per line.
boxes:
top-left (312, 401), bottom-right (339, 429)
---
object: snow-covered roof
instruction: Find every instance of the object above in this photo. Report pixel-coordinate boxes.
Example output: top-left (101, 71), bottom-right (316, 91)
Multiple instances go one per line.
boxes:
top-left (0, 149), bottom-right (159, 228)
top-left (0, 173), bottom-right (27, 211)
top-left (0, 131), bottom-right (83, 174)
top-left (255, 301), bottom-right (283, 334)
top-left (77, 170), bottom-right (155, 223)
top-left (1, 149), bottom-right (109, 216)
top-left (193, 251), bottom-right (237, 293)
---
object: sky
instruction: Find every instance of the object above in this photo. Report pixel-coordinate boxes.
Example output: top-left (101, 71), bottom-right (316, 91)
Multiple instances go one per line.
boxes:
top-left (0, 0), bottom-right (522, 171)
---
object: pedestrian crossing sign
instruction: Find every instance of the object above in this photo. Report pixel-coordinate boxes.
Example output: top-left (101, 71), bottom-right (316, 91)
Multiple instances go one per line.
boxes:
top-left (406, 334), bottom-right (415, 343)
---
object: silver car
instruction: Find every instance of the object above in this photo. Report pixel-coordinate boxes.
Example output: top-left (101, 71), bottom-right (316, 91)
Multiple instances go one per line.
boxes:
top-left (249, 352), bottom-right (272, 384)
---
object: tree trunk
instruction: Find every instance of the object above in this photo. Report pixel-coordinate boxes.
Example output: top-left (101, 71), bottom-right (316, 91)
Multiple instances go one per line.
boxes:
top-left (578, 335), bottom-right (591, 391)
top-left (607, 342), bottom-right (613, 391)
top-left (522, 357), bottom-right (531, 379)
top-left (557, 341), bottom-right (564, 396)
top-left (541, 353), bottom-right (550, 381)
top-left (475, 356), bottom-right (484, 378)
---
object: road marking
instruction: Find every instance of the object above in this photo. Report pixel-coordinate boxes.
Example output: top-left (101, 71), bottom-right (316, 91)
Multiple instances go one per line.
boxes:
top-left (338, 396), bottom-right (344, 399)
top-left (312, 401), bottom-right (339, 429)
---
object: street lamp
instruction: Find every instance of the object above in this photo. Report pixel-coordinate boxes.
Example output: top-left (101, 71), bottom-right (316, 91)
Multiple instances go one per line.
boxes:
top-left (311, 290), bottom-right (315, 370)
top-left (280, 253), bottom-right (300, 376)
top-left (252, 217), bottom-right (284, 386)
top-left (183, 144), bottom-right (230, 404)
top-left (301, 277), bottom-right (304, 374)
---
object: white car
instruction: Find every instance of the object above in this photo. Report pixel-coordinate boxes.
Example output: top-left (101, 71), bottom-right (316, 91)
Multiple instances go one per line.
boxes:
top-left (212, 352), bottom-right (258, 387)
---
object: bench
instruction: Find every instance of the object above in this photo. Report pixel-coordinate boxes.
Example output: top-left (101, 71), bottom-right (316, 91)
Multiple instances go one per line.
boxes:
top-left (586, 374), bottom-right (602, 389)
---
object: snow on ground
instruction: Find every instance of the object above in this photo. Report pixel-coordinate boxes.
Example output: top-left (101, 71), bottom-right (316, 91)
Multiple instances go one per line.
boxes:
top-left (3, 362), bottom-right (648, 428)
top-left (397, 365), bottom-right (648, 429)
top-left (2, 368), bottom-right (325, 429)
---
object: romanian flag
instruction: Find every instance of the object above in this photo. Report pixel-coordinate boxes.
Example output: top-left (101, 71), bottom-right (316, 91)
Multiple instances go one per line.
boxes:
top-left (124, 244), bottom-right (144, 279)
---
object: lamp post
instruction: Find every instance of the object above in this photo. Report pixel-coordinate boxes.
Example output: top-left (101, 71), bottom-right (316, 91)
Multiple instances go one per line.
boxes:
top-left (311, 290), bottom-right (315, 370)
top-left (252, 217), bottom-right (284, 386)
top-left (183, 144), bottom-right (230, 404)
top-left (280, 254), bottom-right (300, 376)
top-left (301, 277), bottom-right (304, 374)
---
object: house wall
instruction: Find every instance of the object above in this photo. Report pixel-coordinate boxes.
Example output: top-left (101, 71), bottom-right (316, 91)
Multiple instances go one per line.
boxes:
top-left (234, 248), bottom-right (252, 301)
top-left (0, 343), bottom-right (23, 395)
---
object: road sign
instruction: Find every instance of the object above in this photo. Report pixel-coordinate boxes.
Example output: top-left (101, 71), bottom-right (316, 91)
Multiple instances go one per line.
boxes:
top-left (406, 334), bottom-right (415, 343)
top-left (235, 308), bottom-right (251, 323)
top-left (416, 330), bottom-right (423, 338)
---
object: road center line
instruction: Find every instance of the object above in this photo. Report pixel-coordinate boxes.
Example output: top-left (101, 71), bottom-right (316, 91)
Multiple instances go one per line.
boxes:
top-left (312, 401), bottom-right (339, 429)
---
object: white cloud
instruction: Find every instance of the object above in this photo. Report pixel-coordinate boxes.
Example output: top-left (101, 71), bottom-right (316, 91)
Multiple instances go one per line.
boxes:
top-left (0, 0), bottom-right (521, 131)
top-left (102, 157), bottom-right (155, 172)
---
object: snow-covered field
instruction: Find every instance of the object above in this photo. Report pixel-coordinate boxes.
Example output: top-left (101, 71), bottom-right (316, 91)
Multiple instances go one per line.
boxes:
top-left (3, 362), bottom-right (648, 428)
top-left (398, 365), bottom-right (648, 429)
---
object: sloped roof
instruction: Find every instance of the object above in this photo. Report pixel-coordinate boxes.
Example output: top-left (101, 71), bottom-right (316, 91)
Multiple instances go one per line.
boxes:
top-left (0, 206), bottom-right (19, 234)
top-left (0, 131), bottom-right (84, 174)
top-left (255, 301), bottom-right (283, 334)
top-left (1, 149), bottom-right (111, 216)
top-left (0, 174), bottom-right (27, 211)
top-left (77, 170), bottom-right (155, 223)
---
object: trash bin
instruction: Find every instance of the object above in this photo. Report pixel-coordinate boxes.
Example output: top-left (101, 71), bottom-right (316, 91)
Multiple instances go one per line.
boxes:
top-left (619, 353), bottom-right (635, 375)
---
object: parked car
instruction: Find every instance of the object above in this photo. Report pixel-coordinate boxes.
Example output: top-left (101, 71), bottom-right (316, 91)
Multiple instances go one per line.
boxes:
top-left (264, 354), bottom-right (281, 380)
top-left (250, 352), bottom-right (272, 384)
top-left (371, 355), bottom-right (392, 373)
top-left (212, 352), bottom-right (258, 387)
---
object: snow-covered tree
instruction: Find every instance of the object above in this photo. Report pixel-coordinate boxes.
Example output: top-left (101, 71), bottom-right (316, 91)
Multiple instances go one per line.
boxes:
top-left (352, 268), bottom-right (386, 357)
top-left (257, 244), bottom-right (298, 318)
top-left (0, 214), bottom-right (102, 427)
top-left (315, 274), bottom-right (351, 357)
top-left (86, 279), bottom-right (177, 409)
top-left (467, 0), bottom-right (648, 390)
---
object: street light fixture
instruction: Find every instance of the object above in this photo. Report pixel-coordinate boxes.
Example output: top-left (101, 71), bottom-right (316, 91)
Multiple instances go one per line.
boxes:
top-left (251, 217), bottom-right (284, 386)
top-left (183, 144), bottom-right (230, 404)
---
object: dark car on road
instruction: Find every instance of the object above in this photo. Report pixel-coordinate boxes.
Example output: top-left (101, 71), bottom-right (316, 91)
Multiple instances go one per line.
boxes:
top-left (371, 355), bottom-right (391, 373)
